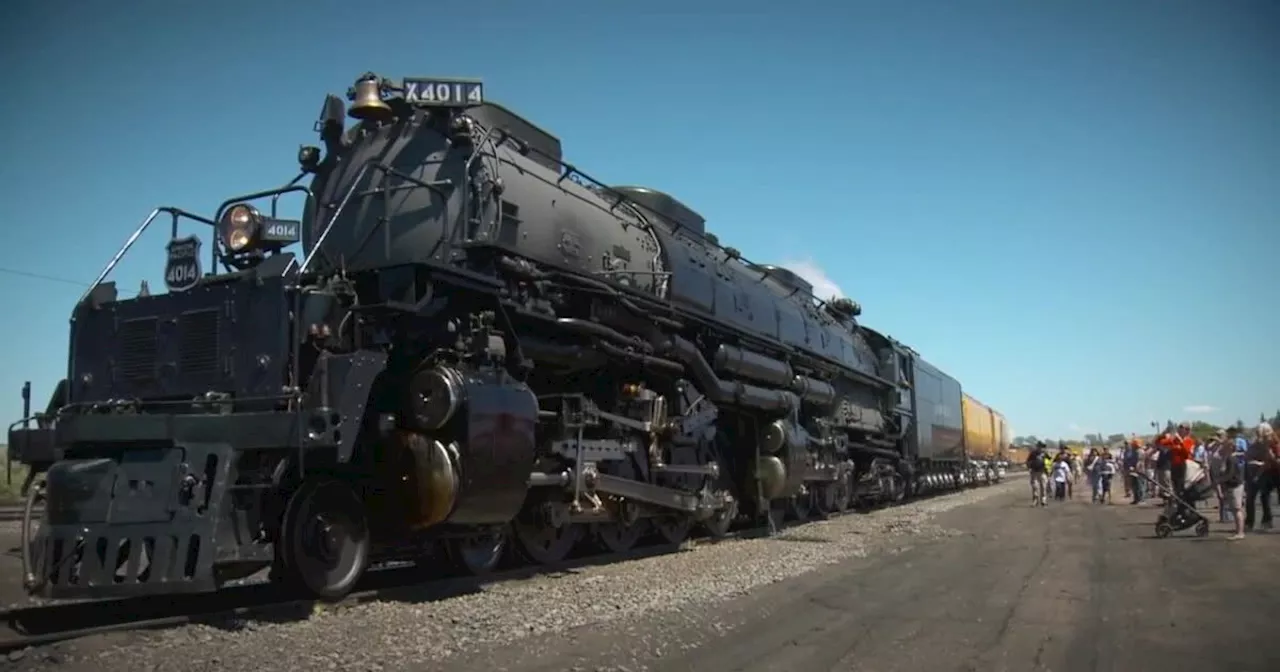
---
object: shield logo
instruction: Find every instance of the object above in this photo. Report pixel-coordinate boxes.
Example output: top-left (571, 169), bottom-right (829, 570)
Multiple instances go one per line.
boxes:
top-left (164, 235), bottom-right (203, 293)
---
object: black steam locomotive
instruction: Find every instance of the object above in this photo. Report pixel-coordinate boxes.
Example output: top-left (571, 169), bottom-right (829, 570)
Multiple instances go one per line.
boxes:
top-left (7, 73), bottom-right (994, 602)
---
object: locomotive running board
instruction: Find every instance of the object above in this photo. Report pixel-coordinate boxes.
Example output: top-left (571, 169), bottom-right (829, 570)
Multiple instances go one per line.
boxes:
top-left (594, 473), bottom-right (701, 513)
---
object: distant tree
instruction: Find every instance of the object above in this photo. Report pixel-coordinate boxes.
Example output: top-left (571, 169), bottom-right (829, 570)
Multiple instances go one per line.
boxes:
top-left (1189, 421), bottom-right (1221, 442)
top-left (1235, 419), bottom-right (1246, 431)
top-left (1107, 433), bottom-right (1126, 444)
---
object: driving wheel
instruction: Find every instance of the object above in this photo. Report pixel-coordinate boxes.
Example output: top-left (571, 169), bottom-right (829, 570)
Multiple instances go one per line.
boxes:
top-left (512, 517), bottom-right (580, 565)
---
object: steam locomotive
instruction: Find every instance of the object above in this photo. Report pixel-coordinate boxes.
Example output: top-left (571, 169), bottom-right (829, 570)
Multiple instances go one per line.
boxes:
top-left (6, 73), bottom-right (1003, 602)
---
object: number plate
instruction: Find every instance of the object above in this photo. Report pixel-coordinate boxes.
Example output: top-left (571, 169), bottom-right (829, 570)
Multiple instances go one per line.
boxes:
top-left (164, 235), bottom-right (203, 293)
top-left (260, 218), bottom-right (301, 244)
top-left (403, 78), bottom-right (484, 107)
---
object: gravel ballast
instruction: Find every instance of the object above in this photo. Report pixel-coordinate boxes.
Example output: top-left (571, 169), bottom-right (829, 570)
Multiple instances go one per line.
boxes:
top-left (4, 481), bottom-right (1019, 671)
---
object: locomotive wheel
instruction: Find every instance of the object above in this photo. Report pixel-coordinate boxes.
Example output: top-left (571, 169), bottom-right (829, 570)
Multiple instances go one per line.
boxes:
top-left (594, 457), bottom-right (647, 553)
top-left (512, 518), bottom-right (580, 565)
top-left (449, 529), bottom-right (507, 575)
top-left (813, 484), bottom-right (839, 516)
top-left (593, 519), bottom-right (646, 554)
top-left (786, 490), bottom-right (814, 522)
top-left (652, 515), bottom-right (694, 546)
top-left (702, 498), bottom-right (738, 538)
top-left (832, 479), bottom-right (852, 513)
top-left (281, 479), bottom-right (371, 601)
top-left (892, 475), bottom-right (908, 504)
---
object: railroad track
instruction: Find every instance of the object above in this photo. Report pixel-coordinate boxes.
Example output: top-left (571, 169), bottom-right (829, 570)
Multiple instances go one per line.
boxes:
top-left (0, 480), bottom-right (1005, 655)
top-left (0, 519), bottom-right (779, 655)
top-left (0, 508), bottom-right (38, 523)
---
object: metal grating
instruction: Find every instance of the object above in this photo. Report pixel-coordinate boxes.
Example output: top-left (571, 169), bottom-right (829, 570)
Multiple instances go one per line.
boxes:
top-left (117, 318), bottom-right (158, 380)
top-left (178, 309), bottom-right (220, 376)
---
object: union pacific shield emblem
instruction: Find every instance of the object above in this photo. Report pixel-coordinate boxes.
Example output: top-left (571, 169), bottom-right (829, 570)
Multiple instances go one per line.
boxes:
top-left (164, 235), bottom-right (202, 293)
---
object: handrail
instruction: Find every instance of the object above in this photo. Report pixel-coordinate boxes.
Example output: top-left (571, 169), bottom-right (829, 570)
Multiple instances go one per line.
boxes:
top-left (212, 180), bottom-right (313, 274)
top-left (297, 158), bottom-right (450, 276)
top-left (212, 179), bottom-right (311, 228)
top-left (75, 207), bottom-right (216, 310)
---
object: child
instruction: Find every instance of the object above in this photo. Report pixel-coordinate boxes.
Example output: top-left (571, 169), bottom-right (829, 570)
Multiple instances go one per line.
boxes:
top-left (1052, 455), bottom-right (1071, 501)
top-left (1097, 450), bottom-right (1117, 504)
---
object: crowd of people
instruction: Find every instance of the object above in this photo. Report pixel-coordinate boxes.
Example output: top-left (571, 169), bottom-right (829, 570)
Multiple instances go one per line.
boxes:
top-left (1023, 421), bottom-right (1280, 540)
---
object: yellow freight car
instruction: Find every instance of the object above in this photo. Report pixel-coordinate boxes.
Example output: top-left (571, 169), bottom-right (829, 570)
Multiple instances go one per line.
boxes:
top-left (961, 394), bottom-right (1001, 460)
top-left (992, 409), bottom-right (1009, 457)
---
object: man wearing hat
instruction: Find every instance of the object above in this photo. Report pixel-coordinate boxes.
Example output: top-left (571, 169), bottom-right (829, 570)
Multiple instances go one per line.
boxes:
top-left (1026, 441), bottom-right (1050, 506)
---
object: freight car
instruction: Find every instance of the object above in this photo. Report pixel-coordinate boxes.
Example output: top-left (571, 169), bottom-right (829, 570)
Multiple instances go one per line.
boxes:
top-left (7, 73), bottom-right (1004, 602)
top-left (960, 394), bottom-right (1008, 484)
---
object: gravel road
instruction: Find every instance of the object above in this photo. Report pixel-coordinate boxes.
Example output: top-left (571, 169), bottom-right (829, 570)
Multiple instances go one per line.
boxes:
top-left (1, 482), bottom-right (1019, 671)
top-left (450, 483), bottom-right (1280, 672)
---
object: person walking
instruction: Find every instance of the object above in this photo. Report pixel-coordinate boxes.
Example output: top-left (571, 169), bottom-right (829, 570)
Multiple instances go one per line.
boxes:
top-left (1084, 449), bottom-right (1100, 502)
top-left (1211, 437), bottom-right (1246, 540)
top-left (1208, 430), bottom-right (1233, 523)
top-left (1243, 422), bottom-right (1279, 532)
top-left (1119, 438), bottom-right (1135, 499)
top-left (1230, 425), bottom-right (1249, 480)
top-left (1123, 439), bottom-right (1146, 504)
top-left (1058, 443), bottom-right (1075, 499)
top-left (1051, 454), bottom-right (1072, 502)
top-left (1026, 442), bottom-right (1049, 506)
top-left (1097, 449), bottom-right (1117, 504)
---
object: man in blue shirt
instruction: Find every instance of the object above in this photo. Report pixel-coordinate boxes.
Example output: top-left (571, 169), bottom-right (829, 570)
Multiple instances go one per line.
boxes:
top-left (1121, 440), bottom-right (1145, 504)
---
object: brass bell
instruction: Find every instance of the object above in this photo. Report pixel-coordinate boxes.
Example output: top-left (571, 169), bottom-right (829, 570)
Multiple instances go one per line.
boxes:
top-left (348, 74), bottom-right (391, 121)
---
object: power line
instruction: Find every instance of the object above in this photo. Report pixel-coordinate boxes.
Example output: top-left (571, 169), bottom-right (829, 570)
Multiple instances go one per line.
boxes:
top-left (0, 266), bottom-right (90, 288)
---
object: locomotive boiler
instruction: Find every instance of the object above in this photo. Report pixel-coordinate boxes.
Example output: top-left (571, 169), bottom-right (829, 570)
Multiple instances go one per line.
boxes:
top-left (8, 73), bottom-right (987, 602)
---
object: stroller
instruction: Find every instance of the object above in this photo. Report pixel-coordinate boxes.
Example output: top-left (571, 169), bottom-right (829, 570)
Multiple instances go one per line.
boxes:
top-left (1138, 461), bottom-right (1214, 538)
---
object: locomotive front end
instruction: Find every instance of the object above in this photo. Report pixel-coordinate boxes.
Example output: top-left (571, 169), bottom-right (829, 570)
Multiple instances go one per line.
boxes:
top-left (16, 193), bottom-right (312, 600)
top-left (11, 71), bottom-right (546, 603)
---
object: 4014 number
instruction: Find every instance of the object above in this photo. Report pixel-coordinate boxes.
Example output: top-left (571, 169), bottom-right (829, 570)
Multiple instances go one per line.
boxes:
top-left (403, 79), bottom-right (484, 107)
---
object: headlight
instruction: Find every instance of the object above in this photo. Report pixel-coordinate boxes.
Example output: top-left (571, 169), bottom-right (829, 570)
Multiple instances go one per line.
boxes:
top-left (220, 203), bottom-right (261, 252)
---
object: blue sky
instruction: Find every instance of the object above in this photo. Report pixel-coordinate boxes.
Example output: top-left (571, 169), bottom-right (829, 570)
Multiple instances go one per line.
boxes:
top-left (0, 0), bottom-right (1275, 440)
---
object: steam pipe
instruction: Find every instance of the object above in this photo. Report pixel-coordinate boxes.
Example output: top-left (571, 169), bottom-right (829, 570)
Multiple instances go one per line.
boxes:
top-left (666, 336), bottom-right (797, 413)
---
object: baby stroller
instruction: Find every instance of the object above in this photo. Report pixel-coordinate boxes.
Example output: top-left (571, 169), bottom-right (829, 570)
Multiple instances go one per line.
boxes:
top-left (1139, 461), bottom-right (1213, 538)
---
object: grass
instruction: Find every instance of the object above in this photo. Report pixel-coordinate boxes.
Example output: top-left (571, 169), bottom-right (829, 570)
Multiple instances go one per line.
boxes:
top-left (0, 447), bottom-right (30, 506)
